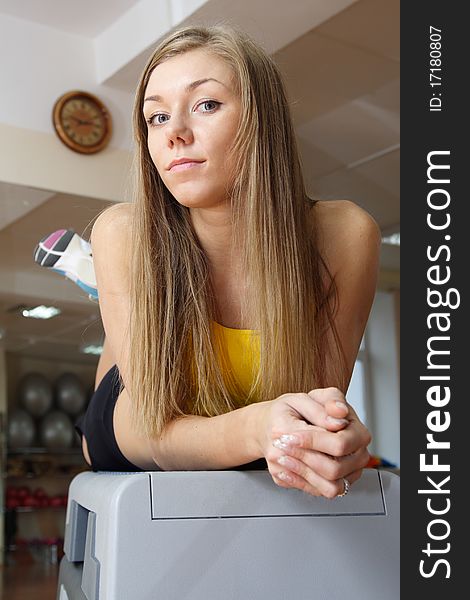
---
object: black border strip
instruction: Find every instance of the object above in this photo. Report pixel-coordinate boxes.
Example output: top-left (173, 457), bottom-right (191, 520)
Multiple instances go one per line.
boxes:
top-left (401, 2), bottom-right (465, 595)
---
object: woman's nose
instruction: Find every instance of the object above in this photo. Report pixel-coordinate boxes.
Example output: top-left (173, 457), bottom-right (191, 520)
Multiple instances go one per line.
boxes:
top-left (165, 115), bottom-right (194, 145)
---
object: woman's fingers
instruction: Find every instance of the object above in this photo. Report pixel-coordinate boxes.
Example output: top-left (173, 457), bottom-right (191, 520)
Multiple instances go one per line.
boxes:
top-left (271, 463), bottom-right (365, 499)
top-left (274, 446), bottom-right (370, 484)
top-left (307, 387), bottom-right (357, 422)
top-left (273, 417), bottom-right (371, 457)
top-left (276, 392), bottom-right (349, 434)
top-left (268, 420), bottom-right (371, 498)
top-left (307, 388), bottom-right (368, 431)
top-left (272, 425), bottom-right (369, 458)
top-left (265, 388), bottom-right (372, 499)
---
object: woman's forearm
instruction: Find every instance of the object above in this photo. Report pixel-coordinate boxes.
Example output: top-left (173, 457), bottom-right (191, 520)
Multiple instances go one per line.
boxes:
top-left (151, 401), bottom-right (270, 470)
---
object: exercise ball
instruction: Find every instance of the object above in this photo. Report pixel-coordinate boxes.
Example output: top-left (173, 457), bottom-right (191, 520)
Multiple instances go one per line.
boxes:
top-left (39, 411), bottom-right (74, 449)
top-left (8, 409), bottom-right (36, 448)
top-left (18, 372), bottom-right (53, 418)
top-left (55, 373), bottom-right (86, 416)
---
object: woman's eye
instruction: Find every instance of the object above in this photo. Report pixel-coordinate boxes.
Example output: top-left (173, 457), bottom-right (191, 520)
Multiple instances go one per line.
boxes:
top-left (198, 100), bottom-right (220, 112)
top-left (146, 101), bottom-right (220, 127)
top-left (147, 113), bottom-right (169, 126)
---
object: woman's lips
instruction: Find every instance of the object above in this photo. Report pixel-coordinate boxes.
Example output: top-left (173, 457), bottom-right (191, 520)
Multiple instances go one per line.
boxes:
top-left (170, 161), bottom-right (205, 172)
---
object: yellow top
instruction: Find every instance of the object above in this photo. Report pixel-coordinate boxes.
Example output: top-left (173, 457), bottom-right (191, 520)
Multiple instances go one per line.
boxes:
top-left (211, 320), bottom-right (260, 406)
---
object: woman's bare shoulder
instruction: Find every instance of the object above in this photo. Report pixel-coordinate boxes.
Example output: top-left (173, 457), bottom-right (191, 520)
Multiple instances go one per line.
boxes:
top-left (312, 199), bottom-right (381, 274)
top-left (90, 202), bottom-right (134, 292)
top-left (91, 202), bottom-right (134, 238)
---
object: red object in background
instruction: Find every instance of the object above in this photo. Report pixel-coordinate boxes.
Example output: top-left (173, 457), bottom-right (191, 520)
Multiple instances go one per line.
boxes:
top-left (365, 454), bottom-right (397, 469)
top-left (15, 537), bottom-right (28, 547)
top-left (23, 496), bottom-right (41, 507)
top-left (16, 486), bottom-right (30, 500)
top-left (44, 536), bottom-right (61, 545)
top-left (6, 486), bottom-right (18, 498)
top-left (7, 485), bottom-right (32, 506)
top-left (6, 485), bottom-right (67, 509)
top-left (366, 455), bottom-right (381, 468)
top-left (6, 497), bottom-right (20, 509)
top-left (33, 487), bottom-right (47, 499)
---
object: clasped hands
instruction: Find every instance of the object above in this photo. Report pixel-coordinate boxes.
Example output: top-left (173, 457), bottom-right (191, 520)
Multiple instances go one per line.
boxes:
top-left (262, 388), bottom-right (371, 499)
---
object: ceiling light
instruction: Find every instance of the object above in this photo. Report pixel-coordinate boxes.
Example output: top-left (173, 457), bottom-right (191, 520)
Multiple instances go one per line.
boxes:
top-left (22, 305), bottom-right (61, 319)
top-left (382, 232), bottom-right (400, 246)
top-left (81, 344), bottom-right (103, 355)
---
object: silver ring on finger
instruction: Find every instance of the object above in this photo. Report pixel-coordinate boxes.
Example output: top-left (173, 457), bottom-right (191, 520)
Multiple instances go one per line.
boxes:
top-left (337, 477), bottom-right (350, 498)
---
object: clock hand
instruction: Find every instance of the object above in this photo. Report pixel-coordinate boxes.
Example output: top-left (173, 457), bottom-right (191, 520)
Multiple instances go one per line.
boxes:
top-left (70, 115), bottom-right (90, 126)
top-left (70, 116), bottom-right (96, 126)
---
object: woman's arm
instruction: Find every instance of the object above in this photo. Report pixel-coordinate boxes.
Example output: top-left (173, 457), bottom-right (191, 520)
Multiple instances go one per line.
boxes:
top-left (90, 203), bottom-right (133, 391)
top-left (147, 402), bottom-right (267, 470)
top-left (264, 200), bottom-right (380, 495)
top-left (314, 199), bottom-right (382, 386)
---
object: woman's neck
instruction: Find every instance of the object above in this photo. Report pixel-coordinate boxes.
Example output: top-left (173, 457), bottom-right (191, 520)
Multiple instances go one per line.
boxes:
top-left (189, 204), bottom-right (252, 328)
top-left (189, 204), bottom-right (240, 275)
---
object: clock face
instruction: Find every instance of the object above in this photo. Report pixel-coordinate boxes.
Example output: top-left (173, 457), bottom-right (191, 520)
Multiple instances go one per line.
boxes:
top-left (53, 91), bottom-right (112, 154)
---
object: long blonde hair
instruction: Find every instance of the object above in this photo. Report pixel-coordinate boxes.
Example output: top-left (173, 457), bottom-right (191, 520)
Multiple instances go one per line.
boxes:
top-left (127, 24), bottom-right (346, 439)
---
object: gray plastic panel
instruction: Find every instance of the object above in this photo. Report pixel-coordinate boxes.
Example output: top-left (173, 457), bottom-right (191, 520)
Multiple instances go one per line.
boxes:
top-left (63, 500), bottom-right (89, 562)
top-left (150, 469), bottom-right (385, 519)
top-left (59, 469), bottom-right (398, 599)
top-left (57, 557), bottom-right (87, 600)
top-left (81, 512), bottom-right (100, 600)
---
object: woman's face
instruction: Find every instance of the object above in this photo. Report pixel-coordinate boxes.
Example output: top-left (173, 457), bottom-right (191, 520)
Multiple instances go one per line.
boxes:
top-left (143, 49), bottom-right (241, 210)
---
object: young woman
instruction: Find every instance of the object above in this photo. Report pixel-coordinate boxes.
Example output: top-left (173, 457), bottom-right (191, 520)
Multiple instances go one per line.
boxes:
top-left (38, 25), bottom-right (379, 499)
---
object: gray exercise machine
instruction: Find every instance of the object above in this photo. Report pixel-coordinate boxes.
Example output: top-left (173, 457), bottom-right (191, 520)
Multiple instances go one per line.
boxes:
top-left (57, 469), bottom-right (399, 599)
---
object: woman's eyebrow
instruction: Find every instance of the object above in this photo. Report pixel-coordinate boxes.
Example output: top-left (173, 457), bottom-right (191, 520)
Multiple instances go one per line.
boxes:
top-left (144, 77), bottom-right (228, 103)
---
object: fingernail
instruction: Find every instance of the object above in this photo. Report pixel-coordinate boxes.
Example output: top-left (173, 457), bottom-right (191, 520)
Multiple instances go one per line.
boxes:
top-left (273, 439), bottom-right (289, 450)
top-left (278, 455), bottom-right (295, 468)
top-left (277, 471), bottom-right (293, 483)
top-left (280, 434), bottom-right (300, 445)
top-left (336, 401), bottom-right (347, 409)
top-left (326, 416), bottom-right (349, 425)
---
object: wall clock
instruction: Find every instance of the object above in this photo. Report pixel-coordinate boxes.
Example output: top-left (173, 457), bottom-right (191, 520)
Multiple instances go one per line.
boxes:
top-left (52, 90), bottom-right (112, 154)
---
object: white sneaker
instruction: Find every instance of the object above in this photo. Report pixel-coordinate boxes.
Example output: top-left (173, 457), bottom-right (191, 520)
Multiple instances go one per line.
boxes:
top-left (33, 229), bottom-right (98, 301)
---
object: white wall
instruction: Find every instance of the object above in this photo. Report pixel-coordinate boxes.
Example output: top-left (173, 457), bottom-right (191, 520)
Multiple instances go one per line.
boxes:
top-left (366, 290), bottom-right (400, 466)
top-left (0, 13), bottom-right (135, 149)
top-left (0, 13), bottom-right (135, 201)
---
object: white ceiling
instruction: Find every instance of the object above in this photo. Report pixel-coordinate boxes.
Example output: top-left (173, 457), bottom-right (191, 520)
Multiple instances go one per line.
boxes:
top-left (0, 0), bottom-right (140, 37)
top-left (0, 0), bottom-right (399, 364)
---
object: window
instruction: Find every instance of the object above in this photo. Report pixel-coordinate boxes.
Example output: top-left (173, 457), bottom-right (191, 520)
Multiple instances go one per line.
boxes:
top-left (346, 337), bottom-right (371, 428)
